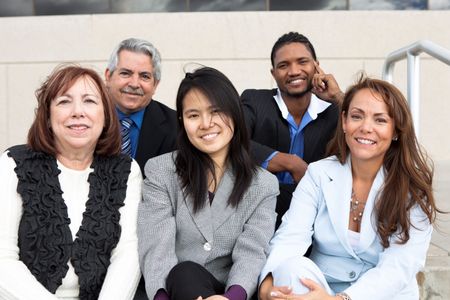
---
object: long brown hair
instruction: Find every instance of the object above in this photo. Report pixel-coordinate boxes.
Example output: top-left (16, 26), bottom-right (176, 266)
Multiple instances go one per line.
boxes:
top-left (28, 64), bottom-right (121, 156)
top-left (327, 76), bottom-right (438, 248)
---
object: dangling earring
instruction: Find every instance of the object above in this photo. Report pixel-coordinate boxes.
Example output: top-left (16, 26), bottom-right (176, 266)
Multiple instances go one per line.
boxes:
top-left (393, 136), bottom-right (398, 141)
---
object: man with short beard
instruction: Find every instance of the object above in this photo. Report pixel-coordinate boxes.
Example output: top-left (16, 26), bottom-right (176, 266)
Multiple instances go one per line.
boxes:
top-left (105, 38), bottom-right (177, 177)
top-left (105, 38), bottom-right (177, 300)
top-left (241, 32), bottom-right (344, 227)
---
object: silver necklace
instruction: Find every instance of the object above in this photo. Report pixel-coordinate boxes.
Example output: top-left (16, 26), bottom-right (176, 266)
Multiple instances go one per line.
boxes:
top-left (350, 189), bottom-right (366, 223)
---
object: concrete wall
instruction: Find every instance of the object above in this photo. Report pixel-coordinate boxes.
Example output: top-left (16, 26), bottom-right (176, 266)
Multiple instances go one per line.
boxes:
top-left (1, 11), bottom-right (450, 162)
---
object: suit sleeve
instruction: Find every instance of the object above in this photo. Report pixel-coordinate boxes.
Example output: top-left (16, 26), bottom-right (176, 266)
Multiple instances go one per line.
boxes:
top-left (226, 171), bottom-right (278, 296)
top-left (259, 165), bottom-right (320, 283)
top-left (344, 205), bottom-right (432, 300)
top-left (99, 160), bottom-right (142, 300)
top-left (0, 152), bottom-right (58, 300)
top-left (241, 90), bottom-right (279, 165)
top-left (138, 157), bottom-right (178, 299)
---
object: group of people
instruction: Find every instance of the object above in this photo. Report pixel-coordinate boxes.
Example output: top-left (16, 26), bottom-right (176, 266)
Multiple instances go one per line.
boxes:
top-left (0, 31), bottom-right (440, 300)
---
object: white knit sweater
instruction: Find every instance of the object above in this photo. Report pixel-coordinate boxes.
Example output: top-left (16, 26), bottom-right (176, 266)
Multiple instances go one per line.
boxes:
top-left (0, 151), bottom-right (142, 300)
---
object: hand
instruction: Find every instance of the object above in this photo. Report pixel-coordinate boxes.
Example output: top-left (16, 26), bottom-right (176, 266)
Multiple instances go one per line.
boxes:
top-left (291, 278), bottom-right (339, 300)
top-left (287, 154), bottom-right (308, 183)
top-left (264, 278), bottom-right (339, 300)
top-left (311, 63), bottom-right (344, 106)
top-left (267, 152), bottom-right (308, 183)
top-left (196, 295), bottom-right (228, 300)
top-left (261, 285), bottom-right (293, 300)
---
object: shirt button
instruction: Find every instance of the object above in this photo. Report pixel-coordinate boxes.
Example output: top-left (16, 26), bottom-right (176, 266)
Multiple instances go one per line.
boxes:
top-left (203, 242), bottom-right (212, 251)
top-left (349, 271), bottom-right (356, 279)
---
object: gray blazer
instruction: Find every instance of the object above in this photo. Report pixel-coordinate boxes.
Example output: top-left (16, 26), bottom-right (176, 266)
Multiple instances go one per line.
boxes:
top-left (138, 152), bottom-right (279, 298)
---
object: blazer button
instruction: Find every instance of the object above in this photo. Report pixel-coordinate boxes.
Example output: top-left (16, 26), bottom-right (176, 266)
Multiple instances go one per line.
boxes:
top-left (349, 271), bottom-right (356, 279)
top-left (203, 242), bottom-right (212, 251)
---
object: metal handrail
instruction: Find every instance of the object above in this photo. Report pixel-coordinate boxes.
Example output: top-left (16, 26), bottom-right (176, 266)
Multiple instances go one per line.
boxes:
top-left (382, 40), bottom-right (450, 138)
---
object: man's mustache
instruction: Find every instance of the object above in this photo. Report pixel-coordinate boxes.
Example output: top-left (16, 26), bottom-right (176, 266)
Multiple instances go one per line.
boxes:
top-left (120, 86), bottom-right (144, 96)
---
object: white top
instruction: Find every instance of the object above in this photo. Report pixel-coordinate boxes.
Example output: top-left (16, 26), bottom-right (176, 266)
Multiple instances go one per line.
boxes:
top-left (0, 150), bottom-right (142, 300)
top-left (273, 88), bottom-right (331, 121)
top-left (347, 230), bottom-right (361, 251)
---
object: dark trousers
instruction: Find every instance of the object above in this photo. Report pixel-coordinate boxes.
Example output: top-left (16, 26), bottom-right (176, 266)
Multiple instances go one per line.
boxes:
top-left (275, 183), bottom-right (296, 229)
top-left (166, 261), bottom-right (224, 300)
top-left (133, 277), bottom-right (148, 300)
top-left (276, 183), bottom-right (312, 257)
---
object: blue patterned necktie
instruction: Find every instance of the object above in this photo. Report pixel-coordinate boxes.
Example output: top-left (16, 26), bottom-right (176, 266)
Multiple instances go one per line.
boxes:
top-left (120, 117), bottom-right (133, 156)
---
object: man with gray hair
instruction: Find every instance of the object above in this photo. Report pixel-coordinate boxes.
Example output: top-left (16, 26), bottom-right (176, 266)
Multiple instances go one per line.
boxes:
top-left (106, 38), bottom-right (177, 299)
top-left (105, 38), bottom-right (177, 177)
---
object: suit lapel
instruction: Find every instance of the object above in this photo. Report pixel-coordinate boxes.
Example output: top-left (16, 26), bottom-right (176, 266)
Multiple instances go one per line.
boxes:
top-left (183, 190), bottom-right (214, 242)
top-left (136, 101), bottom-right (166, 166)
top-left (358, 167), bottom-right (385, 253)
top-left (322, 158), bottom-right (356, 256)
top-left (211, 168), bottom-right (236, 231)
top-left (324, 157), bottom-right (386, 256)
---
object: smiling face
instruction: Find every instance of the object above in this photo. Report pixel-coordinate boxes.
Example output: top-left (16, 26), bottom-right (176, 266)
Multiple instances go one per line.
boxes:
top-left (343, 88), bottom-right (395, 167)
top-left (105, 49), bottom-right (159, 114)
top-left (271, 42), bottom-right (316, 99)
top-left (182, 88), bottom-right (234, 165)
top-left (50, 76), bottom-right (105, 156)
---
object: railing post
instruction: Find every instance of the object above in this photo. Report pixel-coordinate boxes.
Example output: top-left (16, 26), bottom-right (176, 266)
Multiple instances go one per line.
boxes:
top-left (382, 40), bottom-right (450, 141)
top-left (407, 51), bottom-right (420, 138)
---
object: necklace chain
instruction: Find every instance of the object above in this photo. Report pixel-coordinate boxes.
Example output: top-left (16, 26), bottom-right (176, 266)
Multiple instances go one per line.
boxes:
top-left (350, 189), bottom-right (366, 223)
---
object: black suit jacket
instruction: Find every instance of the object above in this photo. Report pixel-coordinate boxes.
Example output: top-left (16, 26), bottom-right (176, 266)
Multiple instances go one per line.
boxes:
top-left (134, 100), bottom-right (177, 176)
top-left (241, 88), bottom-right (339, 166)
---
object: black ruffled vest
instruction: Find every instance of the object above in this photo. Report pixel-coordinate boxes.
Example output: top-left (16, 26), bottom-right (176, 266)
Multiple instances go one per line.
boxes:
top-left (7, 145), bottom-right (132, 300)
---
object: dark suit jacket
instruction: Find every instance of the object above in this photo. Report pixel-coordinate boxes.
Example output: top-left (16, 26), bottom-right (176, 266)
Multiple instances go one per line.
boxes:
top-left (134, 99), bottom-right (177, 176)
top-left (240, 88), bottom-right (339, 166)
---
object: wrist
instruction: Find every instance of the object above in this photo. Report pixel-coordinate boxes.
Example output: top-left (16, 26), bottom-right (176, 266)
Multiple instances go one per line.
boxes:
top-left (335, 292), bottom-right (351, 300)
top-left (332, 91), bottom-right (345, 105)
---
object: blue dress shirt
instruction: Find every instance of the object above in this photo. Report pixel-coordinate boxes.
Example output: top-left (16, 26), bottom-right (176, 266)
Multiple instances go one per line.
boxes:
top-left (117, 108), bottom-right (145, 159)
top-left (262, 89), bottom-right (329, 184)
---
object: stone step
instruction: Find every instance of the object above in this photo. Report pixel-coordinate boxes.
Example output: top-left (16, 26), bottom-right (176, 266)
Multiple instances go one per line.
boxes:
top-left (419, 242), bottom-right (450, 299)
top-left (418, 160), bottom-right (450, 299)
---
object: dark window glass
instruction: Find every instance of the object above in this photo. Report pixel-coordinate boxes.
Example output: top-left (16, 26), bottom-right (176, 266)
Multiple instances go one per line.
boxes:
top-left (429, 0), bottom-right (450, 9)
top-left (35, 0), bottom-right (109, 15)
top-left (189, 0), bottom-right (265, 11)
top-left (110, 0), bottom-right (186, 13)
top-left (349, 0), bottom-right (426, 10)
top-left (270, 0), bottom-right (347, 10)
top-left (0, 0), bottom-right (34, 16)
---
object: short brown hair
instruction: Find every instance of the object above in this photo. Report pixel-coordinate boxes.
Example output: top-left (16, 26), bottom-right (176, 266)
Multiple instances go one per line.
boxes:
top-left (28, 64), bottom-right (121, 156)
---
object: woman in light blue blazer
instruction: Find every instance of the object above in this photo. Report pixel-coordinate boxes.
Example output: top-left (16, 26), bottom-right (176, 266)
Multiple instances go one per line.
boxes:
top-left (138, 67), bottom-right (278, 300)
top-left (259, 76), bottom-right (440, 300)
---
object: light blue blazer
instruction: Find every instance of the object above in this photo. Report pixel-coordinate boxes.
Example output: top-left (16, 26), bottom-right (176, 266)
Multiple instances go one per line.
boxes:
top-left (261, 155), bottom-right (432, 300)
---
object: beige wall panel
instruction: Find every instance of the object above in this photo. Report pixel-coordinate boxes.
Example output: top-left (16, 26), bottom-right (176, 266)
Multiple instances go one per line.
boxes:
top-left (5, 64), bottom-right (59, 151)
top-left (2, 11), bottom-right (450, 63)
top-left (0, 66), bottom-right (7, 151)
top-left (153, 59), bottom-right (274, 109)
top-left (190, 60), bottom-right (273, 93)
top-left (419, 59), bottom-right (450, 161)
top-left (153, 60), bottom-right (185, 109)
top-left (307, 11), bottom-right (450, 59)
top-left (0, 16), bottom-right (103, 63)
top-left (1, 11), bottom-right (450, 161)
top-left (88, 11), bottom-right (450, 61)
